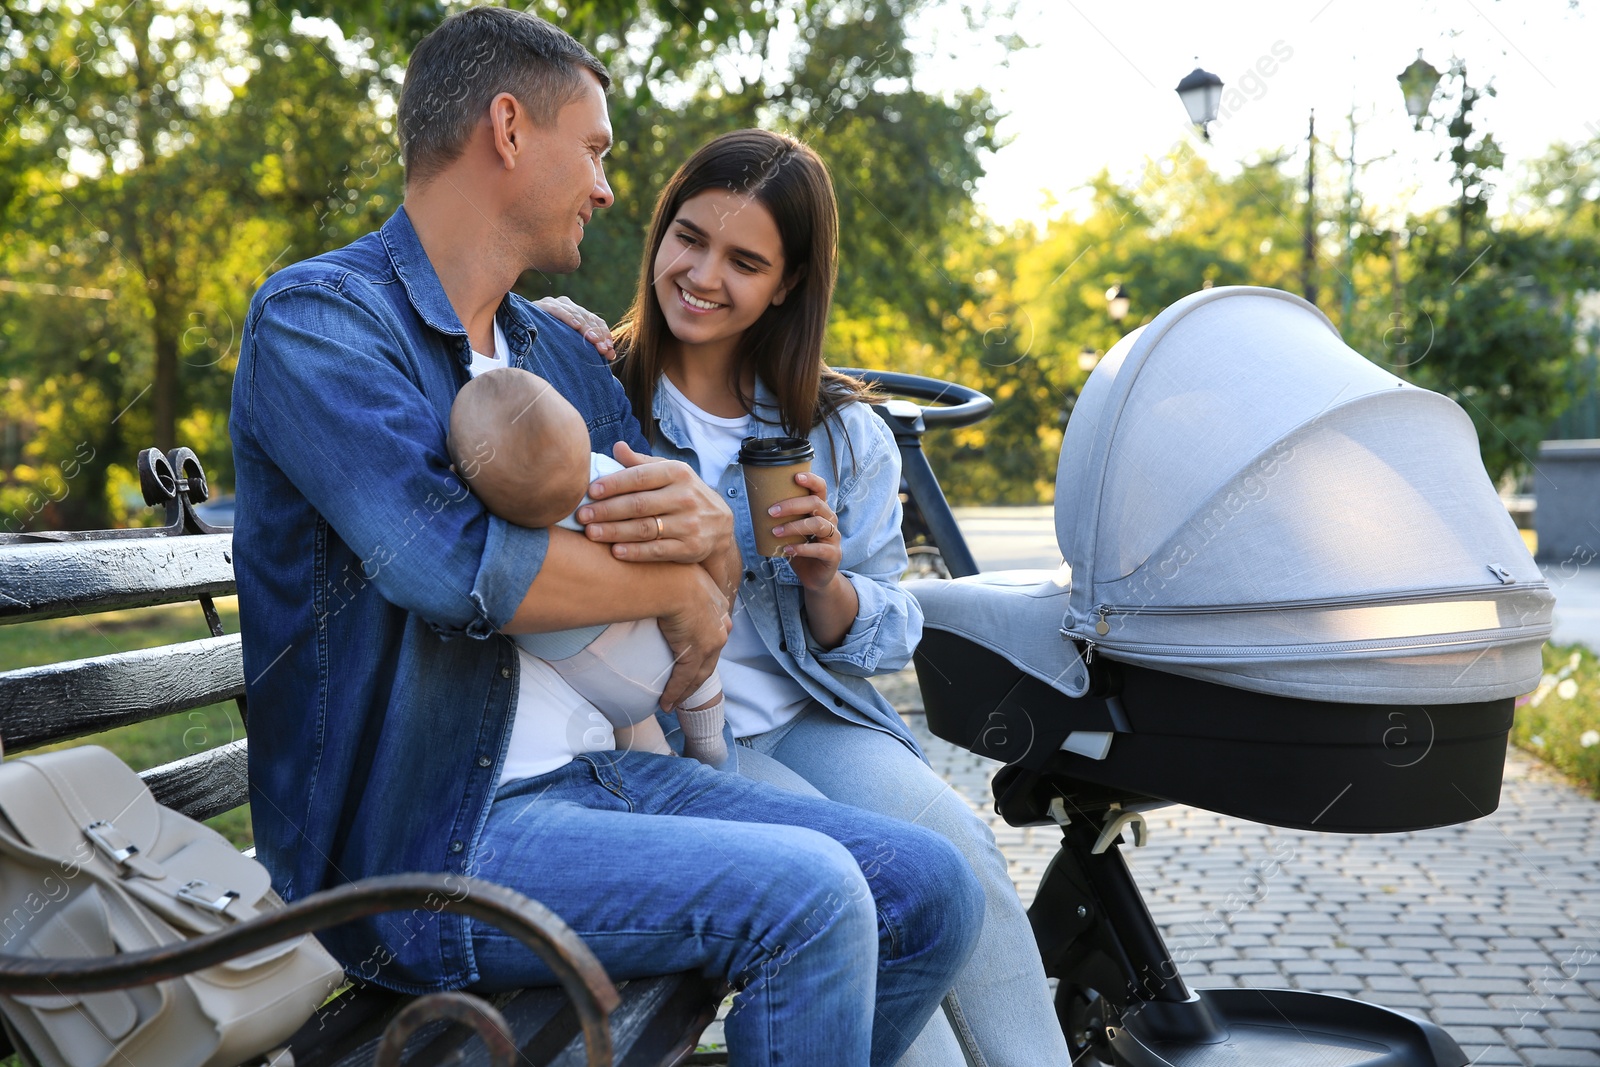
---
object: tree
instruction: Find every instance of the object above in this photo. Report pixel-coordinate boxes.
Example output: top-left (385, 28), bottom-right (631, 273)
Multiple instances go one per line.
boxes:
top-left (1398, 70), bottom-right (1600, 484)
top-left (1, 2), bottom-right (402, 528)
top-left (2, 0), bottom-right (1008, 525)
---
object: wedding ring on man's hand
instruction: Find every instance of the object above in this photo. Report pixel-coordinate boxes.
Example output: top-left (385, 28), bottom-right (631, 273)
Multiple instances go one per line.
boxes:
top-left (653, 516), bottom-right (665, 540)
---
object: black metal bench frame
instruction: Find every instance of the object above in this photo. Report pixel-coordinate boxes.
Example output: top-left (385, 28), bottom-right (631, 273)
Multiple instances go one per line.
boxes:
top-left (0, 446), bottom-right (725, 1067)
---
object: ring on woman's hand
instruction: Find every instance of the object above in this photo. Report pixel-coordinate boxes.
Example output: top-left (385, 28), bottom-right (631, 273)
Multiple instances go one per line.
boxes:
top-left (653, 516), bottom-right (664, 540)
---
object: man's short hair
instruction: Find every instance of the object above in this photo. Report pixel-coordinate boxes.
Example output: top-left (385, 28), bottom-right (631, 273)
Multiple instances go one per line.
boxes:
top-left (398, 7), bottom-right (611, 186)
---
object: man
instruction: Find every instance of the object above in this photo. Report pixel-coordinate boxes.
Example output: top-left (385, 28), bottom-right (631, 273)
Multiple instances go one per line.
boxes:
top-left (229, 8), bottom-right (980, 1064)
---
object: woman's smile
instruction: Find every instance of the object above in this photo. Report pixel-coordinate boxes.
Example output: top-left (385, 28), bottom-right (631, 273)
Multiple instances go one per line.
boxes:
top-left (676, 286), bottom-right (725, 312)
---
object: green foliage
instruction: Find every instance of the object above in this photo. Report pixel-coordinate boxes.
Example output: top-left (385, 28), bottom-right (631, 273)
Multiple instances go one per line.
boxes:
top-left (4, 0), bottom-right (1006, 517)
top-left (1406, 259), bottom-right (1587, 483)
top-left (1395, 70), bottom-right (1600, 485)
top-left (6, 0), bottom-right (1600, 515)
top-left (1512, 644), bottom-right (1600, 799)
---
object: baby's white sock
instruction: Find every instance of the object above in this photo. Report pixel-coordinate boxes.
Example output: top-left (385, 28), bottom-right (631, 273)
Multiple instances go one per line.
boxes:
top-left (679, 696), bottom-right (728, 768)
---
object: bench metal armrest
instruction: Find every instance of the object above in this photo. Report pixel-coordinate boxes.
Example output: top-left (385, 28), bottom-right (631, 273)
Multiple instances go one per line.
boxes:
top-left (0, 873), bottom-right (620, 1067)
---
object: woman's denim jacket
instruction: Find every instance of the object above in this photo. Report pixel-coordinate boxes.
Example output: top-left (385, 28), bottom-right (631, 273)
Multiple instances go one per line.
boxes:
top-left (651, 378), bottom-right (927, 760)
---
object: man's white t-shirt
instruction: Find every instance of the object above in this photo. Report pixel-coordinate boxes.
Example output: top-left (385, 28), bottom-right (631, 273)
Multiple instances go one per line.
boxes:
top-left (657, 376), bottom-right (812, 738)
top-left (466, 322), bottom-right (617, 784)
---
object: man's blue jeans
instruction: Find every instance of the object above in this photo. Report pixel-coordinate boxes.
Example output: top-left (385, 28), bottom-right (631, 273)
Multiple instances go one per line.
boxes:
top-left (465, 751), bottom-right (985, 1066)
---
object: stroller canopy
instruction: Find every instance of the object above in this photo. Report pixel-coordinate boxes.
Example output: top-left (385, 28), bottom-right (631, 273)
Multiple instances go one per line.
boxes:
top-left (1056, 286), bottom-right (1551, 704)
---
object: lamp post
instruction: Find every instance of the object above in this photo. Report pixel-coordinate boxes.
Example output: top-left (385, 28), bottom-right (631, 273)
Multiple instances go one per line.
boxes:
top-left (1302, 111), bottom-right (1318, 308)
top-left (1397, 50), bottom-right (1443, 131)
top-left (1175, 64), bottom-right (1223, 140)
top-left (1391, 52), bottom-right (1444, 333)
top-left (1176, 66), bottom-right (1317, 307)
top-left (1106, 284), bottom-right (1130, 327)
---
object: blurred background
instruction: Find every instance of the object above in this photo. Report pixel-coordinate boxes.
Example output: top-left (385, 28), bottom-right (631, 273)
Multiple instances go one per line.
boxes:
top-left (3, 0), bottom-right (1599, 527)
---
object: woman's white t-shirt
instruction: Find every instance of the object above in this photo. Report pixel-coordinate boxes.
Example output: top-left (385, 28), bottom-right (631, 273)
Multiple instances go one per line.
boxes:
top-left (657, 375), bottom-right (813, 738)
top-left (468, 322), bottom-right (618, 784)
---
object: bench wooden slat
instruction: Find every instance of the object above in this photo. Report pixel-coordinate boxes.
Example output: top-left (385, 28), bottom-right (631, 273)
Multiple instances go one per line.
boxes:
top-left (302, 975), bottom-right (720, 1067)
top-left (141, 739), bottom-right (249, 822)
top-left (0, 534), bottom-right (235, 625)
top-left (558, 973), bottom-right (723, 1067)
top-left (289, 984), bottom-right (408, 1067)
top-left (0, 635), bottom-right (244, 751)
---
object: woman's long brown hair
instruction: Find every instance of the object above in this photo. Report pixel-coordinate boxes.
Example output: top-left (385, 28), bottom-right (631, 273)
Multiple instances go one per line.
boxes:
top-left (613, 129), bottom-right (874, 439)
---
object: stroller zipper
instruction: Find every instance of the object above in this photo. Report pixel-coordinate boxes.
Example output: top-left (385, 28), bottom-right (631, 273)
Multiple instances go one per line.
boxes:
top-left (1090, 580), bottom-right (1546, 620)
top-left (1070, 623), bottom-right (1551, 662)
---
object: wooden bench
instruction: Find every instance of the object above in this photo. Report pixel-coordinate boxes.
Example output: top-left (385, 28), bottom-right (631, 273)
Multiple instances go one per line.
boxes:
top-left (0, 446), bottom-right (726, 1067)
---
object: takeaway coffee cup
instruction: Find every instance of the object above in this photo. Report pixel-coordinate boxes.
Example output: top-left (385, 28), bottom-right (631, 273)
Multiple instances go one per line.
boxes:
top-left (740, 436), bottom-right (815, 557)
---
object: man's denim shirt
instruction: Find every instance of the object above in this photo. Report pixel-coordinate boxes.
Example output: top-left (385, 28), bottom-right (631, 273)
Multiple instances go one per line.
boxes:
top-left (651, 379), bottom-right (926, 758)
top-left (231, 207), bottom-right (647, 992)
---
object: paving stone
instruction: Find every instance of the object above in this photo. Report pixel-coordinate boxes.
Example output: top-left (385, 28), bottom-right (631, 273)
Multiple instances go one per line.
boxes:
top-left (1332, 959), bottom-right (1405, 977)
top-left (1279, 959), bottom-right (1336, 975)
top-left (1432, 1007), bottom-right (1546, 1028)
top-left (1208, 959), bottom-right (1282, 976)
top-left (1425, 977), bottom-right (1547, 996)
top-left (1312, 947), bottom-right (1366, 961)
top-left (1355, 990), bottom-right (1434, 1010)
top-left (1388, 935), bottom-right (1456, 950)
top-left (1445, 1024), bottom-right (1515, 1046)
top-left (1521, 1050), bottom-right (1600, 1066)
top-left (1432, 992), bottom-right (1493, 1009)
top-left (1462, 964), bottom-right (1551, 980)
top-left (1363, 975), bottom-right (1425, 994)
top-left (1493, 952), bottom-right (1567, 966)
top-left (1292, 974), bottom-right (1367, 993)
top-left (1456, 1047), bottom-right (1525, 1065)
top-left (1366, 947), bottom-right (1436, 963)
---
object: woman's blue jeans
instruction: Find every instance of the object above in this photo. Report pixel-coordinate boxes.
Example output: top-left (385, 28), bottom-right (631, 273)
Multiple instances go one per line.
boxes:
top-left (466, 750), bottom-right (984, 1066)
top-left (738, 704), bottom-right (1072, 1067)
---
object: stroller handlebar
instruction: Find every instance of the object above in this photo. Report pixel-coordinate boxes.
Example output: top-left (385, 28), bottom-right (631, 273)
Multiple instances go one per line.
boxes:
top-left (832, 369), bottom-right (994, 429)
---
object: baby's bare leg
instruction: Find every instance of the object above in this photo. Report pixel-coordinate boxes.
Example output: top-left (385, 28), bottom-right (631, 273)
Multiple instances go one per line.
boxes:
top-left (614, 716), bottom-right (675, 756)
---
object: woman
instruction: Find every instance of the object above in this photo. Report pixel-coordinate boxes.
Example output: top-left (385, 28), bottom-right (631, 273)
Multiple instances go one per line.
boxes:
top-left (545, 128), bottom-right (1068, 1067)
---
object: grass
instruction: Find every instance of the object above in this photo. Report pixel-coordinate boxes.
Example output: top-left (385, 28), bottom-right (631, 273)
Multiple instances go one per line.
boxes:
top-left (1511, 641), bottom-right (1600, 798)
top-left (0, 596), bottom-right (253, 848)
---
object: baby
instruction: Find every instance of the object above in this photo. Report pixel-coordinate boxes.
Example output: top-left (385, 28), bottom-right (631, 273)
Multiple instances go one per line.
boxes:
top-left (448, 367), bottom-right (727, 766)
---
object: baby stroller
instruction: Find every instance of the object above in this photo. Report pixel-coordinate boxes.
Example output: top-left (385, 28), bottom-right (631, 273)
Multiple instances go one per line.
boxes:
top-left (867, 286), bottom-right (1553, 1066)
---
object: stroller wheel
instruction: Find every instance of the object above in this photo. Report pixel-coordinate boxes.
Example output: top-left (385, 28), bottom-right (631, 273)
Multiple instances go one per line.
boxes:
top-left (1058, 984), bottom-right (1114, 1064)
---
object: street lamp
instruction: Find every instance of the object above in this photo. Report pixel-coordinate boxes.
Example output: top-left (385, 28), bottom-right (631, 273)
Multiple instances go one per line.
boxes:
top-left (1176, 64), bottom-right (1224, 140)
top-left (1397, 50), bottom-right (1442, 131)
top-left (1105, 284), bottom-right (1130, 323)
top-left (1079, 345), bottom-right (1101, 372)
